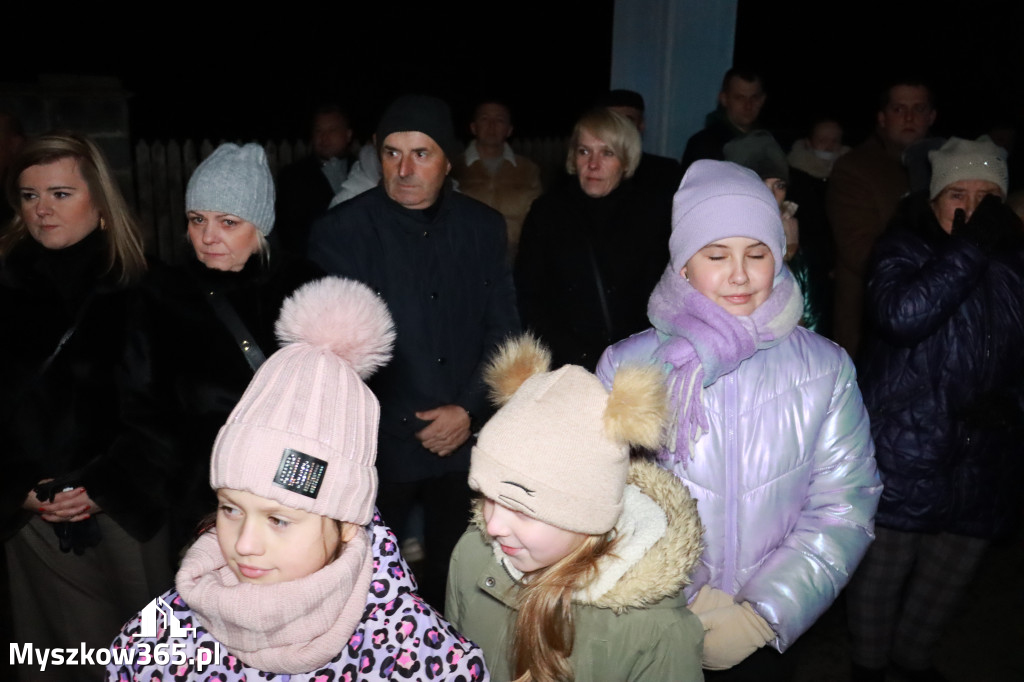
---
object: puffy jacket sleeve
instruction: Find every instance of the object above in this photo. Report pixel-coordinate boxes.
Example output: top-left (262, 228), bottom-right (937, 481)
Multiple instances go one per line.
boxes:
top-left (735, 352), bottom-right (881, 651)
top-left (866, 229), bottom-right (989, 347)
top-left (596, 329), bottom-right (662, 388)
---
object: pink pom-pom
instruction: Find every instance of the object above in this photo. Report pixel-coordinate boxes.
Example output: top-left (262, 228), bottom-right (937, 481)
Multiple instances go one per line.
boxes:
top-left (275, 277), bottom-right (396, 379)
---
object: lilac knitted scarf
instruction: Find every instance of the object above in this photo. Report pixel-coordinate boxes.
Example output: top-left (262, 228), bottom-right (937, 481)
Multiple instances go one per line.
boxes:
top-left (177, 527), bottom-right (373, 674)
top-left (646, 265), bottom-right (803, 464)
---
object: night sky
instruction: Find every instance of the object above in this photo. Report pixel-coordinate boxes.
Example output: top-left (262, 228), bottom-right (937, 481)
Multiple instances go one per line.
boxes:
top-left (2, 1), bottom-right (1022, 150)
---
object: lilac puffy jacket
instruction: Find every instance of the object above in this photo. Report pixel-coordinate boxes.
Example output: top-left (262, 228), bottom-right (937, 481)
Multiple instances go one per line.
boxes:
top-left (598, 326), bottom-right (880, 651)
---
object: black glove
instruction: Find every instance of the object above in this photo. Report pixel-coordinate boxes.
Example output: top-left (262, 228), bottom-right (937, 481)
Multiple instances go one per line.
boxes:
top-left (952, 194), bottom-right (1024, 250)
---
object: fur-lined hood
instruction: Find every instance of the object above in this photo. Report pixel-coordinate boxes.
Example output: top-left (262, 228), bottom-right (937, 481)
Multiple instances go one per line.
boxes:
top-left (472, 458), bottom-right (703, 614)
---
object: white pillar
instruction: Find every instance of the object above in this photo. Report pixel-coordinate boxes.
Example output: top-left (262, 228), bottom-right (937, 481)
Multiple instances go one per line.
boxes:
top-left (611, 0), bottom-right (738, 160)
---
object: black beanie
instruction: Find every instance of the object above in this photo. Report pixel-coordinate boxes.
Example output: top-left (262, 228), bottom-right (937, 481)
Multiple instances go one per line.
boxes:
top-left (375, 95), bottom-right (461, 162)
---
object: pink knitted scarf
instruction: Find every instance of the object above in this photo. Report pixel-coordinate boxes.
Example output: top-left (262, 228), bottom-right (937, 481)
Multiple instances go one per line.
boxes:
top-left (176, 527), bottom-right (373, 674)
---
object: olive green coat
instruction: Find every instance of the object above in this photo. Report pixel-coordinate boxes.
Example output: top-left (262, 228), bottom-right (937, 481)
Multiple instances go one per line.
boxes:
top-left (446, 460), bottom-right (705, 681)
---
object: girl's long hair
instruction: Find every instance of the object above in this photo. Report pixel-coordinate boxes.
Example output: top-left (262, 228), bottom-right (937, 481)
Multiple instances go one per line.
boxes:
top-left (509, 532), bottom-right (618, 682)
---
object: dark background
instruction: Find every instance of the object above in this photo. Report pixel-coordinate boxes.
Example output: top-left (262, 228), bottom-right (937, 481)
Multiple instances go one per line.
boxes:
top-left (2, 0), bottom-right (1022, 149)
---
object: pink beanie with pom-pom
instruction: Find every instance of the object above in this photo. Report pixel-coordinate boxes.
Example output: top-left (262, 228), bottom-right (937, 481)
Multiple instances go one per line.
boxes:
top-left (210, 277), bottom-right (396, 525)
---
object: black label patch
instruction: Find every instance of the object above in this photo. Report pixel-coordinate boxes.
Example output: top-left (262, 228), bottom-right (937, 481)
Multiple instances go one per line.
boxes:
top-left (273, 449), bottom-right (328, 498)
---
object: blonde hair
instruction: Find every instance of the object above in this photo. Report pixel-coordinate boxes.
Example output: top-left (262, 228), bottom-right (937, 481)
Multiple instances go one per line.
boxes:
top-left (509, 532), bottom-right (618, 682)
top-left (1, 132), bottom-right (146, 284)
top-left (565, 108), bottom-right (642, 179)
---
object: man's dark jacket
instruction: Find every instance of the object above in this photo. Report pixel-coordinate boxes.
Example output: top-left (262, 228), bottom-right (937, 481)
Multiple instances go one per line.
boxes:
top-left (307, 185), bottom-right (520, 482)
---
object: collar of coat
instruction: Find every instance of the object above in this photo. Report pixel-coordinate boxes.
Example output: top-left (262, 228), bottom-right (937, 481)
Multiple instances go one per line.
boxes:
top-left (472, 459), bottom-right (704, 614)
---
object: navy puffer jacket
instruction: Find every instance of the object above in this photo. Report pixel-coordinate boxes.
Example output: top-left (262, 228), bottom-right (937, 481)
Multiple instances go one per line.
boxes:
top-left (859, 193), bottom-right (1024, 539)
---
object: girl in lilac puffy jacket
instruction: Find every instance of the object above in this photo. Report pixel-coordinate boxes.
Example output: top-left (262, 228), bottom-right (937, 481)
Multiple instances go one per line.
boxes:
top-left (598, 160), bottom-right (880, 680)
top-left (107, 278), bottom-right (488, 682)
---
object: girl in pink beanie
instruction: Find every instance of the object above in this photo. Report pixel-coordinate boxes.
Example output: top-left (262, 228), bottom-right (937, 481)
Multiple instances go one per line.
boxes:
top-left (107, 277), bottom-right (488, 681)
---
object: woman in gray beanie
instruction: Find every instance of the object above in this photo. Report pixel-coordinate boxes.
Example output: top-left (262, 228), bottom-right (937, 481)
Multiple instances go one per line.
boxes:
top-left (847, 137), bottom-right (1024, 682)
top-left (143, 142), bottom-right (323, 561)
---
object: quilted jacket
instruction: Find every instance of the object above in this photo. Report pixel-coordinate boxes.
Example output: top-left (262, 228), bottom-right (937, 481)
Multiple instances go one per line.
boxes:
top-left (598, 324), bottom-right (880, 651)
top-left (859, 194), bottom-right (1024, 539)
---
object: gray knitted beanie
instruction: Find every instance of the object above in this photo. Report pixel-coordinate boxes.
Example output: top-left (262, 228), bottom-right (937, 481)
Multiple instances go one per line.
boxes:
top-left (186, 143), bottom-right (276, 235)
top-left (724, 130), bottom-right (790, 183)
top-left (928, 136), bottom-right (1009, 200)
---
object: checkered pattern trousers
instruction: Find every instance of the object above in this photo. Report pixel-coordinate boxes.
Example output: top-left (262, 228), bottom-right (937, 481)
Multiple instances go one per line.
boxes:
top-left (846, 526), bottom-right (988, 670)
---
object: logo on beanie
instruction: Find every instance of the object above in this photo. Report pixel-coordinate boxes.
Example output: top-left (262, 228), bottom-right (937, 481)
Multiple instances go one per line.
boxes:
top-left (273, 449), bottom-right (328, 498)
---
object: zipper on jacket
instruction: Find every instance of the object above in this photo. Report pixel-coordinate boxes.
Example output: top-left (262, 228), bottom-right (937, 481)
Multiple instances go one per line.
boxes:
top-left (722, 373), bottom-right (739, 590)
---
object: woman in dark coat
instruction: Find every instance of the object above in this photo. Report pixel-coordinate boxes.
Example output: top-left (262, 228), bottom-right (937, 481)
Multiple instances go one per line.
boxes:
top-left (0, 132), bottom-right (170, 681)
top-left (515, 108), bottom-right (671, 370)
top-left (143, 143), bottom-right (322, 557)
top-left (847, 137), bottom-right (1024, 682)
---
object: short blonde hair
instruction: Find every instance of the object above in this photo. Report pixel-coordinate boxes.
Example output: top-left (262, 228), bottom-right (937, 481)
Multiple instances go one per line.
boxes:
top-left (2, 132), bottom-right (146, 284)
top-left (565, 108), bottom-right (642, 179)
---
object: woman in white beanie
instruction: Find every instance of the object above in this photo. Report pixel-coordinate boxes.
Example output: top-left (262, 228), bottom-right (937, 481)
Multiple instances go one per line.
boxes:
top-left (446, 335), bottom-right (705, 682)
top-left (846, 137), bottom-right (1024, 682)
top-left (144, 142), bottom-right (323, 559)
top-left (108, 277), bottom-right (488, 681)
top-left (598, 159), bottom-right (880, 680)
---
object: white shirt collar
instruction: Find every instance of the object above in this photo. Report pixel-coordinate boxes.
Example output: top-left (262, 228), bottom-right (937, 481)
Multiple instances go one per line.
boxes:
top-left (464, 140), bottom-right (517, 167)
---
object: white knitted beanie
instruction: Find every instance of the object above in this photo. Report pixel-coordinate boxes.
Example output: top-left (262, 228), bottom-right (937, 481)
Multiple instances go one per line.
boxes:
top-left (669, 160), bottom-right (785, 275)
top-left (469, 336), bottom-right (666, 535)
top-left (186, 142), bottom-right (276, 235)
top-left (928, 136), bottom-right (1008, 200)
top-left (209, 277), bottom-right (395, 525)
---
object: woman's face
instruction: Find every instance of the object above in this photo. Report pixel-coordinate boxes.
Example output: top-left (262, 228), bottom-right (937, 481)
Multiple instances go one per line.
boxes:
top-left (18, 157), bottom-right (101, 250)
top-left (187, 210), bottom-right (261, 272)
top-left (682, 237), bottom-right (775, 316)
top-left (483, 498), bottom-right (587, 573)
top-left (931, 180), bottom-right (1004, 234)
top-left (574, 128), bottom-right (625, 198)
top-left (216, 488), bottom-right (356, 585)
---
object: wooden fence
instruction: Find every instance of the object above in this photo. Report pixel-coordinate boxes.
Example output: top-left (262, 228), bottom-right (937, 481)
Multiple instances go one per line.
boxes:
top-left (133, 137), bottom-right (569, 265)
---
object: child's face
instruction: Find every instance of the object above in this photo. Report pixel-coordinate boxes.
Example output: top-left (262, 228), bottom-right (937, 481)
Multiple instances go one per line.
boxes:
top-left (216, 488), bottom-right (349, 584)
top-left (483, 498), bottom-right (587, 573)
top-left (681, 237), bottom-right (776, 316)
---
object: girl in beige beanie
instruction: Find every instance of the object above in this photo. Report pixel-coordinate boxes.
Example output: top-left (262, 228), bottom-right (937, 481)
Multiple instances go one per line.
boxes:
top-left (446, 335), bottom-right (705, 682)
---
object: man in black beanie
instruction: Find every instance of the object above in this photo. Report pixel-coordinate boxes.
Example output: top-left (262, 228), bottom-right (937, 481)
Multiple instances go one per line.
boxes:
top-left (307, 95), bottom-right (520, 608)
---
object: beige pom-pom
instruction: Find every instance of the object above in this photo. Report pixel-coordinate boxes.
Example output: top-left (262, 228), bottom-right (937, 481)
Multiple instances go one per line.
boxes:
top-left (604, 364), bottom-right (668, 449)
top-left (483, 334), bottom-right (551, 405)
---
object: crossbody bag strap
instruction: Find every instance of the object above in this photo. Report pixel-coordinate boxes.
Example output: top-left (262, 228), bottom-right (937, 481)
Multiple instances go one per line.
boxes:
top-left (205, 289), bottom-right (267, 372)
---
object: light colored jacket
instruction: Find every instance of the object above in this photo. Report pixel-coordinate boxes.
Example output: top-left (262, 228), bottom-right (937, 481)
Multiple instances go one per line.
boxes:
top-left (446, 460), bottom-right (705, 682)
top-left (598, 326), bottom-right (880, 651)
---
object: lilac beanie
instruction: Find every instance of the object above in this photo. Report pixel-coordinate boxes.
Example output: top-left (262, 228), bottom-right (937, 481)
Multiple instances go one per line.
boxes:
top-left (669, 160), bottom-right (785, 275)
top-left (210, 277), bottom-right (396, 525)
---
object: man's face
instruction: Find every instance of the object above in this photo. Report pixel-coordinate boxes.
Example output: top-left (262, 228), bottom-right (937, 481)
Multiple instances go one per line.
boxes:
top-left (719, 77), bottom-right (765, 131)
top-left (877, 85), bottom-right (935, 150)
top-left (607, 105), bottom-right (645, 133)
top-left (381, 131), bottom-right (450, 210)
top-left (312, 112), bottom-right (353, 161)
top-left (470, 103), bottom-right (513, 149)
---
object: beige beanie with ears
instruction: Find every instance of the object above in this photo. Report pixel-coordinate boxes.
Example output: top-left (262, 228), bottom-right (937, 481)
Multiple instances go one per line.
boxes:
top-left (469, 335), bottom-right (668, 535)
